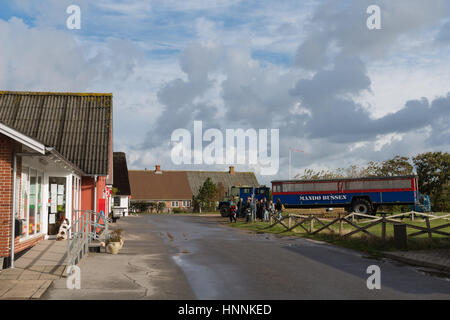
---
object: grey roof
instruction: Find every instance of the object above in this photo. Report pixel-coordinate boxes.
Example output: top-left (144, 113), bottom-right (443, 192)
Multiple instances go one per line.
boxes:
top-left (0, 91), bottom-right (112, 175)
top-left (113, 152), bottom-right (131, 196)
top-left (185, 171), bottom-right (259, 196)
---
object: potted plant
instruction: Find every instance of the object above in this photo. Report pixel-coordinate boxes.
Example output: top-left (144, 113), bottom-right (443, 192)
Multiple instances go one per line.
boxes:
top-left (106, 229), bottom-right (124, 254)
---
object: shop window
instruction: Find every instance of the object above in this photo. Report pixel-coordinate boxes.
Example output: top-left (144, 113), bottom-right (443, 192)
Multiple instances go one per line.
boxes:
top-left (18, 167), bottom-right (43, 238)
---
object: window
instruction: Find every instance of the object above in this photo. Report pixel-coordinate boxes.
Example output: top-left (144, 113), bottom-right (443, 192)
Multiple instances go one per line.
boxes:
top-left (114, 197), bottom-right (121, 206)
top-left (19, 167), bottom-right (43, 237)
top-left (182, 200), bottom-right (191, 207)
top-left (295, 182), bottom-right (337, 192)
top-left (273, 184), bottom-right (282, 192)
top-left (171, 201), bottom-right (179, 207)
top-left (344, 179), bottom-right (411, 191)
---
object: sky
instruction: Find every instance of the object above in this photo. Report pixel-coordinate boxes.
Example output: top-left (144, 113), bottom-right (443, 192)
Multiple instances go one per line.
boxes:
top-left (0, 0), bottom-right (449, 185)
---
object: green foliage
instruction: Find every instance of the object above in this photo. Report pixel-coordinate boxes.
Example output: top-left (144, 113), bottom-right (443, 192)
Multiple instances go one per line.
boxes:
top-left (294, 152), bottom-right (449, 211)
top-left (130, 201), bottom-right (153, 212)
top-left (413, 152), bottom-right (450, 211)
top-left (193, 177), bottom-right (218, 212)
top-left (157, 201), bottom-right (166, 213)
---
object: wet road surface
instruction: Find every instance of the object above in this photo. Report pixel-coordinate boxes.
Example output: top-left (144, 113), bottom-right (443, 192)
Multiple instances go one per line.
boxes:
top-left (143, 214), bottom-right (450, 299)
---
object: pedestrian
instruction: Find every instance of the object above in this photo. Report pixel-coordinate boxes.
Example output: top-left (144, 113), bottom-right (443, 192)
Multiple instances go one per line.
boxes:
top-left (245, 197), bottom-right (252, 223)
top-left (238, 198), bottom-right (244, 218)
top-left (229, 200), bottom-right (237, 223)
top-left (275, 198), bottom-right (283, 220)
top-left (268, 200), bottom-right (275, 220)
top-left (257, 199), bottom-right (264, 222)
top-left (251, 197), bottom-right (257, 222)
top-left (263, 197), bottom-right (269, 221)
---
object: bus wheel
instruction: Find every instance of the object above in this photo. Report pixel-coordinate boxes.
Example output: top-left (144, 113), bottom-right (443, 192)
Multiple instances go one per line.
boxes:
top-left (352, 199), bottom-right (371, 215)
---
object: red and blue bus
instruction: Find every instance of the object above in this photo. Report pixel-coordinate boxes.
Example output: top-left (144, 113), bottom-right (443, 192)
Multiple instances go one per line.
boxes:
top-left (271, 175), bottom-right (430, 214)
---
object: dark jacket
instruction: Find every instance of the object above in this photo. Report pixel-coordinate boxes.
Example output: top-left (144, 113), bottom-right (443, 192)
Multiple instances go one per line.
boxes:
top-left (275, 201), bottom-right (282, 211)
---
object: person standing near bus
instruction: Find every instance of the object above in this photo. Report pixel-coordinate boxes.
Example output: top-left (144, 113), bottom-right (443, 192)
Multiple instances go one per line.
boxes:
top-left (263, 197), bottom-right (269, 221)
top-left (275, 198), bottom-right (282, 220)
top-left (268, 200), bottom-right (275, 220)
top-left (257, 199), bottom-right (264, 222)
top-left (229, 200), bottom-right (237, 223)
top-left (245, 197), bottom-right (252, 223)
top-left (251, 197), bottom-right (257, 222)
top-left (238, 198), bottom-right (244, 218)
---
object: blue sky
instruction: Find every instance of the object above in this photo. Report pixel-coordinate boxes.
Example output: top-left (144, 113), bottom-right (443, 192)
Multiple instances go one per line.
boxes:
top-left (0, 0), bottom-right (449, 184)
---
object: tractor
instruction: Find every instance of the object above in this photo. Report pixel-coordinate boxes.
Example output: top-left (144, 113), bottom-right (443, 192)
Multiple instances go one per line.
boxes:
top-left (218, 185), bottom-right (270, 217)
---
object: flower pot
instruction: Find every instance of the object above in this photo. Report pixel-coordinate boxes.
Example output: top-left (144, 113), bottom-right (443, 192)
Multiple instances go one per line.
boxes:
top-left (106, 241), bottom-right (121, 254)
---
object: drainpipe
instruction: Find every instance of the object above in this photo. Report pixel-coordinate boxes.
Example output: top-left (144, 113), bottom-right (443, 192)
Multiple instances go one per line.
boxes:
top-left (10, 153), bottom-right (17, 268)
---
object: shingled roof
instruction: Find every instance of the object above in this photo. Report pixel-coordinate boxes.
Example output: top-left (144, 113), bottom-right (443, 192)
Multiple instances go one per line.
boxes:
top-left (0, 91), bottom-right (112, 175)
top-left (113, 152), bottom-right (131, 196)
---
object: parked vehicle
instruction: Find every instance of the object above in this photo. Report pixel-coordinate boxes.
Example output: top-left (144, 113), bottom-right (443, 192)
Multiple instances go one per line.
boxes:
top-left (218, 186), bottom-right (270, 217)
top-left (271, 175), bottom-right (430, 215)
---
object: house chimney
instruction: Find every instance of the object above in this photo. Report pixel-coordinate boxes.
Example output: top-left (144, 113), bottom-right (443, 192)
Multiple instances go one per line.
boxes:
top-left (155, 165), bottom-right (162, 174)
top-left (229, 166), bottom-right (235, 175)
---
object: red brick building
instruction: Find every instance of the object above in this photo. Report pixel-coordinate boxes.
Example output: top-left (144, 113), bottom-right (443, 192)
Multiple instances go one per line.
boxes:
top-left (0, 91), bottom-right (113, 268)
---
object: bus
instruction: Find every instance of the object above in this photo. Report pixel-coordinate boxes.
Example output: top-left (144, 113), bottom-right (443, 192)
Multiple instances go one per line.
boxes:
top-left (271, 175), bottom-right (430, 215)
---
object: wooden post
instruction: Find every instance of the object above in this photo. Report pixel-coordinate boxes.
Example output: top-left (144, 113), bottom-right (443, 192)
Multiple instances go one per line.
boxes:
top-left (352, 214), bottom-right (355, 223)
top-left (425, 217), bottom-right (432, 241)
top-left (411, 212), bottom-right (414, 221)
top-left (339, 213), bottom-right (343, 236)
top-left (381, 214), bottom-right (386, 241)
top-left (288, 215), bottom-right (292, 230)
top-left (310, 217), bottom-right (314, 233)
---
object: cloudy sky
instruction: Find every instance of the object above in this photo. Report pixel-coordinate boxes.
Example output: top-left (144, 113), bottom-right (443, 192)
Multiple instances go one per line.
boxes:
top-left (1, 0), bottom-right (449, 185)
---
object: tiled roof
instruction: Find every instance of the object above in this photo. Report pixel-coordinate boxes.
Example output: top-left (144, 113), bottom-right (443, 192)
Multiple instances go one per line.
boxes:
top-left (113, 152), bottom-right (131, 196)
top-left (0, 91), bottom-right (112, 175)
top-left (129, 170), bottom-right (192, 201)
top-left (128, 168), bottom-right (260, 201)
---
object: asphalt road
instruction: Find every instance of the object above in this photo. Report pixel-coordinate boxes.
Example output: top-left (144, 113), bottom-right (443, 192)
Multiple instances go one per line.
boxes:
top-left (43, 215), bottom-right (450, 299)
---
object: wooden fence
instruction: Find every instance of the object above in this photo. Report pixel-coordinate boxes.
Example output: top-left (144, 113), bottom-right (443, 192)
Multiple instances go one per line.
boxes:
top-left (264, 211), bottom-right (450, 240)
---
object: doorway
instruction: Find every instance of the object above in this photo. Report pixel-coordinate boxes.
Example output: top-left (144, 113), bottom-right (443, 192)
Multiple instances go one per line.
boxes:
top-left (48, 177), bottom-right (67, 235)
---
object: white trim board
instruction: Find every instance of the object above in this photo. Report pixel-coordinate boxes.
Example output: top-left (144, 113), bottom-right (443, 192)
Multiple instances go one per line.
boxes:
top-left (0, 123), bottom-right (46, 154)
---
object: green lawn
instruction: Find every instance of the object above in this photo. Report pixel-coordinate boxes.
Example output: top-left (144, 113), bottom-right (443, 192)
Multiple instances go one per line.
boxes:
top-left (228, 215), bottom-right (450, 256)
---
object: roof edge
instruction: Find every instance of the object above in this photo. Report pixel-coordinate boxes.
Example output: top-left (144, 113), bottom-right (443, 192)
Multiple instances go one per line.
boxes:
top-left (0, 122), bottom-right (46, 154)
top-left (0, 91), bottom-right (112, 96)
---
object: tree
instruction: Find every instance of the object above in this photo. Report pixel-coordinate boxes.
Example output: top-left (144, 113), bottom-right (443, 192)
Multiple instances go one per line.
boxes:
top-left (375, 156), bottom-right (414, 176)
top-left (413, 152), bottom-right (450, 211)
top-left (157, 201), bottom-right (166, 213)
top-left (194, 178), bottom-right (218, 213)
top-left (130, 201), bottom-right (152, 213)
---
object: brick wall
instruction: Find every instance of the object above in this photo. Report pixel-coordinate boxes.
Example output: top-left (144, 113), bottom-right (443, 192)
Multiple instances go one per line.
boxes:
top-left (0, 134), bottom-right (13, 257)
top-left (0, 134), bottom-right (30, 260)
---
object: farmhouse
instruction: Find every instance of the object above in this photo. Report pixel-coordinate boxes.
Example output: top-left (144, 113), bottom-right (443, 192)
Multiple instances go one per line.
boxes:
top-left (0, 91), bottom-right (113, 268)
top-left (128, 165), bottom-right (259, 211)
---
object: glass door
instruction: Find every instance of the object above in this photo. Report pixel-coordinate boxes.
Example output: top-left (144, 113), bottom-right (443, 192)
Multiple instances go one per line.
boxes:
top-left (48, 177), bottom-right (66, 235)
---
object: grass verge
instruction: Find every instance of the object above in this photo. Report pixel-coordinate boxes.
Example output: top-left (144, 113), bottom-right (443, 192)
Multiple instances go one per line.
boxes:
top-left (227, 218), bottom-right (450, 257)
